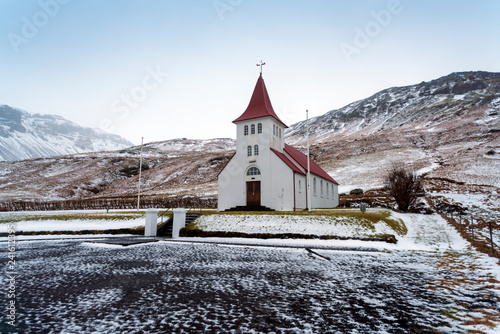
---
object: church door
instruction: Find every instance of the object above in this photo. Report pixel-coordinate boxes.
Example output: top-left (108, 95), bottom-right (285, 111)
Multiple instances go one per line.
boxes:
top-left (246, 181), bottom-right (261, 207)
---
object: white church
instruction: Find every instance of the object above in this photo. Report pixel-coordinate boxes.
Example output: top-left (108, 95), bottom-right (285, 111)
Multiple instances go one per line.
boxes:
top-left (217, 67), bottom-right (339, 211)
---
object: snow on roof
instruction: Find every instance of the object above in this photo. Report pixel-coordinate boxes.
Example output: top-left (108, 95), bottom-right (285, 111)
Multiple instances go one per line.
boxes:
top-left (233, 74), bottom-right (288, 128)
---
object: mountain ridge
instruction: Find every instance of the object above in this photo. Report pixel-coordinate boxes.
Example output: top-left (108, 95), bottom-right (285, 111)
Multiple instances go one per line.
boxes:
top-left (0, 105), bottom-right (134, 161)
top-left (285, 71), bottom-right (500, 143)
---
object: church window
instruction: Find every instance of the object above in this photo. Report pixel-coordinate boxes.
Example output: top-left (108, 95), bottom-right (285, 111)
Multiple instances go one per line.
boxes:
top-left (247, 167), bottom-right (261, 176)
top-left (298, 180), bottom-right (302, 193)
top-left (254, 145), bottom-right (259, 156)
top-left (258, 123), bottom-right (262, 133)
top-left (244, 125), bottom-right (248, 136)
top-left (279, 128), bottom-right (281, 139)
top-left (313, 177), bottom-right (317, 196)
top-left (247, 145), bottom-right (252, 156)
top-left (251, 124), bottom-right (255, 134)
top-left (320, 180), bottom-right (324, 197)
top-left (326, 182), bottom-right (329, 198)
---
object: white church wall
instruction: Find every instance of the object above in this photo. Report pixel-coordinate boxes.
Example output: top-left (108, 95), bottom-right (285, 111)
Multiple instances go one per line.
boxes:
top-left (310, 176), bottom-right (338, 209)
top-left (219, 118), bottom-right (279, 211)
top-left (217, 156), bottom-right (245, 211)
top-left (332, 182), bottom-right (339, 207)
top-left (269, 154), bottom-right (295, 211)
top-left (294, 173), bottom-right (307, 210)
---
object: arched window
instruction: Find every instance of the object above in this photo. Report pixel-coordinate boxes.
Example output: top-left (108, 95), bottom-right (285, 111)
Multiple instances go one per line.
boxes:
top-left (326, 182), bottom-right (329, 198)
top-left (254, 145), bottom-right (259, 156)
top-left (244, 125), bottom-right (248, 136)
top-left (313, 177), bottom-right (317, 196)
top-left (247, 145), bottom-right (252, 156)
top-left (279, 128), bottom-right (281, 139)
top-left (246, 167), bottom-right (261, 176)
top-left (320, 180), bottom-right (324, 197)
top-left (258, 123), bottom-right (262, 133)
top-left (273, 125), bottom-right (276, 136)
top-left (251, 124), bottom-right (255, 134)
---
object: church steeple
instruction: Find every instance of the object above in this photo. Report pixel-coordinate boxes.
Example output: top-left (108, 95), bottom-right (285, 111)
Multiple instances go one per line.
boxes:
top-left (233, 73), bottom-right (288, 128)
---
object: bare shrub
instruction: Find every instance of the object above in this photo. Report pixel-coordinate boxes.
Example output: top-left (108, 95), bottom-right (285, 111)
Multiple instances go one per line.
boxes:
top-left (385, 163), bottom-right (423, 212)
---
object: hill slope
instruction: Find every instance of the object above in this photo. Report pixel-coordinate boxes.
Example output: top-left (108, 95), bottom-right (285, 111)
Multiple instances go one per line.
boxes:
top-left (286, 71), bottom-right (500, 191)
top-left (0, 72), bottom-right (498, 220)
top-left (0, 138), bottom-right (235, 201)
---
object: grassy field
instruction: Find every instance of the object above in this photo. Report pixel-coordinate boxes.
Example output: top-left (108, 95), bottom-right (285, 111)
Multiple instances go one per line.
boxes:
top-left (183, 208), bottom-right (406, 243)
top-left (0, 211), bottom-right (145, 224)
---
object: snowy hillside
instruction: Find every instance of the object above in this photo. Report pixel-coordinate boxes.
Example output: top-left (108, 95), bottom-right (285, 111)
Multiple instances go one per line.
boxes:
top-left (286, 71), bottom-right (500, 142)
top-left (285, 71), bottom-right (500, 194)
top-left (0, 105), bottom-right (133, 161)
top-left (0, 72), bottom-right (497, 223)
top-left (0, 138), bottom-right (234, 201)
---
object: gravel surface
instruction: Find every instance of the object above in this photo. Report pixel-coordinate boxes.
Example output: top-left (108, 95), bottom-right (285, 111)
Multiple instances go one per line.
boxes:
top-left (2, 239), bottom-right (499, 333)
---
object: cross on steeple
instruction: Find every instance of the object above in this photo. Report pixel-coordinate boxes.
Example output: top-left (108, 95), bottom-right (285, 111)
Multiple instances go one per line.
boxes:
top-left (256, 60), bottom-right (266, 75)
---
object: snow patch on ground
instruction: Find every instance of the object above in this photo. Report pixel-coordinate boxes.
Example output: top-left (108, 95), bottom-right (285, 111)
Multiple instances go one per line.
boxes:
top-left (192, 212), bottom-right (398, 238)
top-left (0, 218), bottom-right (143, 232)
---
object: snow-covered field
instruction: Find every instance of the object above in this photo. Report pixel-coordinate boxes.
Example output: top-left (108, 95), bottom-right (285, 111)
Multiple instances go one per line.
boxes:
top-left (0, 218), bottom-right (143, 233)
top-left (0, 210), bottom-right (144, 233)
top-left (190, 210), bottom-right (403, 238)
top-left (1, 211), bottom-right (499, 333)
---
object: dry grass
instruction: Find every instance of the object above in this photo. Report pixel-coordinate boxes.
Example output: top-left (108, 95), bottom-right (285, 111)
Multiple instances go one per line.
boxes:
top-left (427, 249), bottom-right (500, 332)
top-left (424, 196), bottom-right (500, 262)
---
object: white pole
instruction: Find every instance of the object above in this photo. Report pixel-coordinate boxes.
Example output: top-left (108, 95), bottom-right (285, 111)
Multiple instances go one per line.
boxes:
top-left (306, 110), bottom-right (311, 212)
top-left (137, 137), bottom-right (144, 211)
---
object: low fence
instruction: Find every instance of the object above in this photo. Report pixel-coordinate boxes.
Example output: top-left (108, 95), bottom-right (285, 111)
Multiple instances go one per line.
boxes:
top-left (0, 195), bottom-right (217, 212)
top-left (426, 196), bottom-right (499, 259)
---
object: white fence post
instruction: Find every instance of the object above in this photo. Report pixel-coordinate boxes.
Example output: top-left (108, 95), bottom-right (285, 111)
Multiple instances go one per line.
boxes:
top-left (172, 208), bottom-right (187, 238)
top-left (145, 209), bottom-right (159, 237)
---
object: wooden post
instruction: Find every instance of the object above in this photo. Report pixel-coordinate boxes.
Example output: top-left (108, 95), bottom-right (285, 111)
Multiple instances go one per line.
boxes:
top-left (471, 216), bottom-right (474, 242)
top-left (489, 221), bottom-right (495, 253)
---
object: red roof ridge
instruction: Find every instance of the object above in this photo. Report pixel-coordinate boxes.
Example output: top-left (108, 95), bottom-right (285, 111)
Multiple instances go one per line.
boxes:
top-left (233, 74), bottom-right (288, 128)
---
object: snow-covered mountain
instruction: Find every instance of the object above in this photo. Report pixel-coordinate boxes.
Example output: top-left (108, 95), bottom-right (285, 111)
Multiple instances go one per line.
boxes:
top-left (286, 71), bottom-right (500, 143)
top-left (283, 72), bottom-right (499, 200)
top-left (0, 105), bottom-right (134, 161)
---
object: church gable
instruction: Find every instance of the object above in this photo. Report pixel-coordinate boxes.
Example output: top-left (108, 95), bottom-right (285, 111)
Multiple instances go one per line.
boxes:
top-left (270, 148), bottom-right (304, 175)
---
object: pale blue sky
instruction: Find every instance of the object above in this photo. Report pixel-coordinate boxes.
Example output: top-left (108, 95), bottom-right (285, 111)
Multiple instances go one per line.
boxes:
top-left (1, 0), bottom-right (499, 144)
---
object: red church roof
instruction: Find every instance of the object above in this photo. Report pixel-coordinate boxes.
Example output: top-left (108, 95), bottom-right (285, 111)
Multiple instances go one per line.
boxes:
top-left (280, 144), bottom-right (339, 184)
top-left (233, 74), bottom-right (288, 128)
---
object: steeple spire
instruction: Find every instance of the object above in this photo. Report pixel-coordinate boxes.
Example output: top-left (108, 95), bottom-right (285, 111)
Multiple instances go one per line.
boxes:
top-left (232, 71), bottom-right (288, 128)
